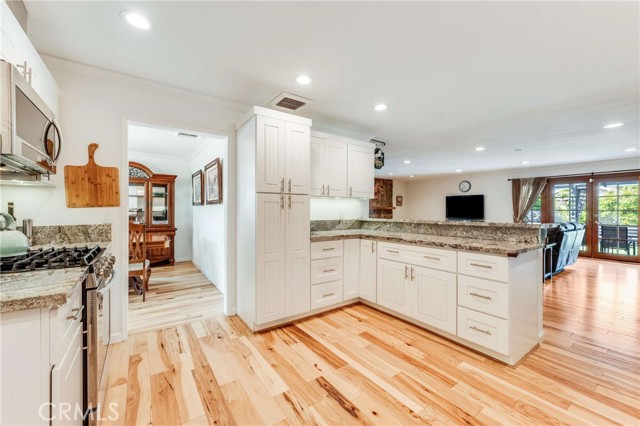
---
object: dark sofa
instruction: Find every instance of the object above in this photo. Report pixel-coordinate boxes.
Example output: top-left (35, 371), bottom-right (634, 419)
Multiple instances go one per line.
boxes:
top-left (544, 222), bottom-right (585, 279)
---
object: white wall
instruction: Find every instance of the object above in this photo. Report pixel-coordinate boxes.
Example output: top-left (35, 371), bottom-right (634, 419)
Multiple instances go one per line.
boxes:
top-left (404, 158), bottom-right (640, 222)
top-left (5, 56), bottom-right (245, 341)
top-left (189, 142), bottom-right (228, 295)
top-left (310, 198), bottom-right (368, 220)
top-left (392, 180), bottom-right (408, 220)
top-left (128, 150), bottom-right (193, 262)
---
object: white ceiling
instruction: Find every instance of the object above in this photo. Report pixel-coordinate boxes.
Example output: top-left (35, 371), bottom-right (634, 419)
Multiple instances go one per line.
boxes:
top-left (128, 123), bottom-right (221, 159)
top-left (24, 1), bottom-right (640, 177)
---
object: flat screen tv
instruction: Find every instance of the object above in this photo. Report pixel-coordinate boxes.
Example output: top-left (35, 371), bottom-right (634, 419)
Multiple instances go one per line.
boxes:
top-left (446, 195), bottom-right (484, 221)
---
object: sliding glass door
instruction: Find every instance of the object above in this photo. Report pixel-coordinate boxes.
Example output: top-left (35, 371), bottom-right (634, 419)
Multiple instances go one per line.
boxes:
top-left (548, 180), bottom-right (591, 254)
top-left (594, 177), bottom-right (639, 262)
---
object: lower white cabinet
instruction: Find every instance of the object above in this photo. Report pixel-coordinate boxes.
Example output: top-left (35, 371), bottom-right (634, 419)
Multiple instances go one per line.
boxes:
top-left (311, 281), bottom-right (343, 310)
top-left (377, 259), bottom-right (411, 315)
top-left (457, 306), bottom-right (509, 355)
top-left (343, 239), bottom-right (360, 300)
top-left (359, 239), bottom-right (377, 302)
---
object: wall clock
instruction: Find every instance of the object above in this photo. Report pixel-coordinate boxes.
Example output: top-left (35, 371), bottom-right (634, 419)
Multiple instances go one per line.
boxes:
top-left (459, 180), bottom-right (471, 192)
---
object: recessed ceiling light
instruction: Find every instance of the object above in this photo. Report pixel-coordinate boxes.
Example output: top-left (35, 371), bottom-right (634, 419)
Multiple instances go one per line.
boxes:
top-left (295, 75), bottom-right (312, 85)
top-left (410, 175), bottom-right (415, 178)
top-left (388, 172), bottom-right (394, 176)
top-left (625, 147), bottom-right (637, 152)
top-left (475, 147), bottom-right (485, 152)
top-left (455, 169), bottom-right (462, 173)
top-left (121, 10), bottom-right (151, 30)
top-left (403, 160), bottom-right (411, 164)
top-left (603, 122), bottom-right (624, 129)
top-left (374, 103), bottom-right (388, 111)
top-left (521, 160), bottom-right (530, 165)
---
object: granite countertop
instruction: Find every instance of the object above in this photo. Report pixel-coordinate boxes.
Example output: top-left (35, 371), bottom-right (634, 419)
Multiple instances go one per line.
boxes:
top-left (310, 230), bottom-right (542, 257)
top-left (356, 218), bottom-right (541, 229)
top-left (0, 241), bottom-right (112, 314)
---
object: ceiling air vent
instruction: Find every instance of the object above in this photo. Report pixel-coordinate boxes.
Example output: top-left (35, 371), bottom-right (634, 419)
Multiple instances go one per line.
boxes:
top-left (269, 92), bottom-right (314, 112)
top-left (177, 132), bottom-right (199, 138)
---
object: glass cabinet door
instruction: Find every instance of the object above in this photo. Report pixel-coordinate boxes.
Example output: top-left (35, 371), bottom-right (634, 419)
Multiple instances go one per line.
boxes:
top-left (151, 183), bottom-right (170, 225)
top-left (128, 182), bottom-right (147, 224)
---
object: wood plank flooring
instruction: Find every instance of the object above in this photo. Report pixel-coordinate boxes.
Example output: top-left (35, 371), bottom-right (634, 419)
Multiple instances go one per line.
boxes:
top-left (108, 258), bottom-right (640, 425)
top-left (128, 262), bottom-right (224, 334)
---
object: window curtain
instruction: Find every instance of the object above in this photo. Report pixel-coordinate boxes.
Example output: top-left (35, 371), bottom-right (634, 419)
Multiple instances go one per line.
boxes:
top-left (512, 177), bottom-right (547, 223)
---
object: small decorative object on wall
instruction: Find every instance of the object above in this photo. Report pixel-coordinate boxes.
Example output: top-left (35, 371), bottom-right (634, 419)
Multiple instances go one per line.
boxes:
top-left (459, 180), bottom-right (471, 193)
top-left (371, 139), bottom-right (386, 169)
top-left (204, 158), bottom-right (223, 204)
top-left (192, 170), bottom-right (203, 205)
top-left (396, 195), bottom-right (403, 207)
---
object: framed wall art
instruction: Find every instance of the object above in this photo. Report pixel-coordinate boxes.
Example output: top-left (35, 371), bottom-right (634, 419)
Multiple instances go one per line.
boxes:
top-left (204, 158), bottom-right (222, 204)
top-left (192, 170), bottom-right (203, 205)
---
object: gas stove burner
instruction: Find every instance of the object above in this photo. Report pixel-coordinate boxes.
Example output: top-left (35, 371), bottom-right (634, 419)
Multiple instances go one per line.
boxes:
top-left (0, 245), bottom-right (105, 273)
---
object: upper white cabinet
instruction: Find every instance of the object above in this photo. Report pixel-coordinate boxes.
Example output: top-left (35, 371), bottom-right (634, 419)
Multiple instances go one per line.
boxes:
top-left (255, 112), bottom-right (310, 194)
top-left (1, 1), bottom-right (59, 114)
top-left (310, 132), bottom-right (348, 197)
top-left (310, 131), bottom-right (374, 199)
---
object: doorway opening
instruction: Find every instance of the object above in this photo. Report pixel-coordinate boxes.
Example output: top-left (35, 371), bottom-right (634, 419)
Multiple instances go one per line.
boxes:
top-left (126, 122), bottom-right (228, 333)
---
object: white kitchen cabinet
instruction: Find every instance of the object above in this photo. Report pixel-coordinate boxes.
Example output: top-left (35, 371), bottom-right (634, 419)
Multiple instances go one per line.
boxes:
top-left (237, 107), bottom-right (312, 330)
top-left (411, 265), bottom-right (457, 334)
top-left (255, 114), bottom-right (310, 195)
top-left (310, 132), bottom-right (348, 197)
top-left (343, 239), bottom-right (360, 300)
top-left (1, 1), bottom-right (59, 114)
top-left (359, 239), bottom-right (377, 302)
top-left (347, 143), bottom-right (375, 198)
top-left (377, 258), bottom-right (411, 315)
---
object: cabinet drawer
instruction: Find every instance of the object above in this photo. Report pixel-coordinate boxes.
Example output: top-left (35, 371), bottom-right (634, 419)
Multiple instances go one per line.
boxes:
top-left (458, 252), bottom-right (509, 283)
top-left (311, 240), bottom-right (344, 260)
top-left (311, 257), bottom-right (344, 285)
top-left (311, 281), bottom-right (344, 310)
top-left (458, 275), bottom-right (509, 319)
top-left (377, 242), bottom-right (456, 273)
top-left (457, 307), bottom-right (509, 355)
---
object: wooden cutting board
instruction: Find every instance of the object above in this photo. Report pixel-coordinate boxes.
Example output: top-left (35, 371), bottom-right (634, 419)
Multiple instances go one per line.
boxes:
top-left (64, 143), bottom-right (120, 207)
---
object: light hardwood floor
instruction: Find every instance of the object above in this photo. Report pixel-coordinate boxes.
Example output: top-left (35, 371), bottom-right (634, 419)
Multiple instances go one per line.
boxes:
top-left (107, 258), bottom-right (640, 425)
top-left (128, 262), bottom-right (224, 334)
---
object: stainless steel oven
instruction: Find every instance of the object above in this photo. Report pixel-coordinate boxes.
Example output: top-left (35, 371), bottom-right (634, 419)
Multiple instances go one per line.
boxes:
top-left (83, 255), bottom-right (115, 426)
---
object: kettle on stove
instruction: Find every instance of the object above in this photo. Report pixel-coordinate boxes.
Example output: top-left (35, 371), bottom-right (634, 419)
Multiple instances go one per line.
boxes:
top-left (0, 213), bottom-right (29, 257)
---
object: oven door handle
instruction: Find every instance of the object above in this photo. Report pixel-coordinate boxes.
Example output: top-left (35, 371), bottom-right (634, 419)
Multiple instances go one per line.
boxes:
top-left (97, 270), bottom-right (117, 296)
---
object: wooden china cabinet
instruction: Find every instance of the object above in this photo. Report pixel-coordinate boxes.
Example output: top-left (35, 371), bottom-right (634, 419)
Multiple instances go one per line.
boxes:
top-left (128, 162), bottom-right (177, 265)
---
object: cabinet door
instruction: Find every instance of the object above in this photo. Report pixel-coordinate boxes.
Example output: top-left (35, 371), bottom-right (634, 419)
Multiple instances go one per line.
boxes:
top-left (285, 195), bottom-right (310, 317)
top-left (377, 259), bottom-right (410, 315)
top-left (256, 116), bottom-right (286, 193)
top-left (284, 122), bottom-right (310, 194)
top-left (359, 240), bottom-right (377, 302)
top-left (256, 194), bottom-right (287, 324)
top-left (347, 144), bottom-right (374, 198)
top-left (411, 266), bottom-right (457, 334)
top-left (325, 139), bottom-right (348, 197)
top-left (343, 239), bottom-right (360, 300)
top-left (310, 135), bottom-right (325, 196)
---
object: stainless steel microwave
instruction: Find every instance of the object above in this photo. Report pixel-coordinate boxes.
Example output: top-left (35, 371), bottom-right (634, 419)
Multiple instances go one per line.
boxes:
top-left (0, 60), bottom-right (62, 176)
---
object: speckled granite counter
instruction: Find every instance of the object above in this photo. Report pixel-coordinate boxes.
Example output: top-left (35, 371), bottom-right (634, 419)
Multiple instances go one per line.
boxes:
top-left (310, 219), bottom-right (543, 257)
top-left (0, 241), bottom-right (111, 314)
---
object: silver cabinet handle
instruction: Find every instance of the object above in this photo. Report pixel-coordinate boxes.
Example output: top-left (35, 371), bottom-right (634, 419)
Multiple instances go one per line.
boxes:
top-left (371, 243), bottom-right (375, 254)
top-left (411, 267), bottom-right (415, 281)
top-left (405, 265), bottom-right (409, 280)
top-left (67, 305), bottom-right (84, 321)
top-left (470, 292), bottom-right (492, 300)
top-left (288, 195), bottom-right (292, 209)
top-left (322, 247), bottom-right (336, 251)
top-left (327, 185), bottom-right (330, 196)
top-left (470, 326), bottom-right (492, 335)
top-left (322, 292), bottom-right (335, 298)
top-left (280, 195), bottom-right (284, 209)
top-left (387, 249), bottom-right (399, 254)
top-left (470, 263), bottom-right (492, 269)
top-left (349, 186), bottom-right (353, 197)
top-left (281, 178), bottom-right (285, 192)
top-left (424, 256), bottom-right (439, 261)
top-left (288, 179), bottom-right (292, 192)
top-left (321, 185), bottom-right (325, 196)
top-left (323, 268), bottom-right (336, 273)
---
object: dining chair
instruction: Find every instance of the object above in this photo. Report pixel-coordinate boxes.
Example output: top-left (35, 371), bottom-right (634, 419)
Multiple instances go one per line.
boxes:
top-left (129, 223), bottom-right (152, 301)
top-left (600, 225), bottom-right (630, 255)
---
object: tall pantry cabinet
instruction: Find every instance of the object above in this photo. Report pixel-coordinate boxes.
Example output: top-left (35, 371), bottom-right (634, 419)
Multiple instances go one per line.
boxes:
top-left (237, 106), bottom-right (312, 331)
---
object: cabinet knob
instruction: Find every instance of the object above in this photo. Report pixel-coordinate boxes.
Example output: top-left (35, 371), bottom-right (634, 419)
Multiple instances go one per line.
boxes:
top-left (327, 185), bottom-right (330, 196)
top-left (321, 185), bottom-right (325, 196)
top-left (280, 178), bottom-right (285, 192)
top-left (288, 179), bottom-right (292, 192)
top-left (349, 186), bottom-right (353, 197)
